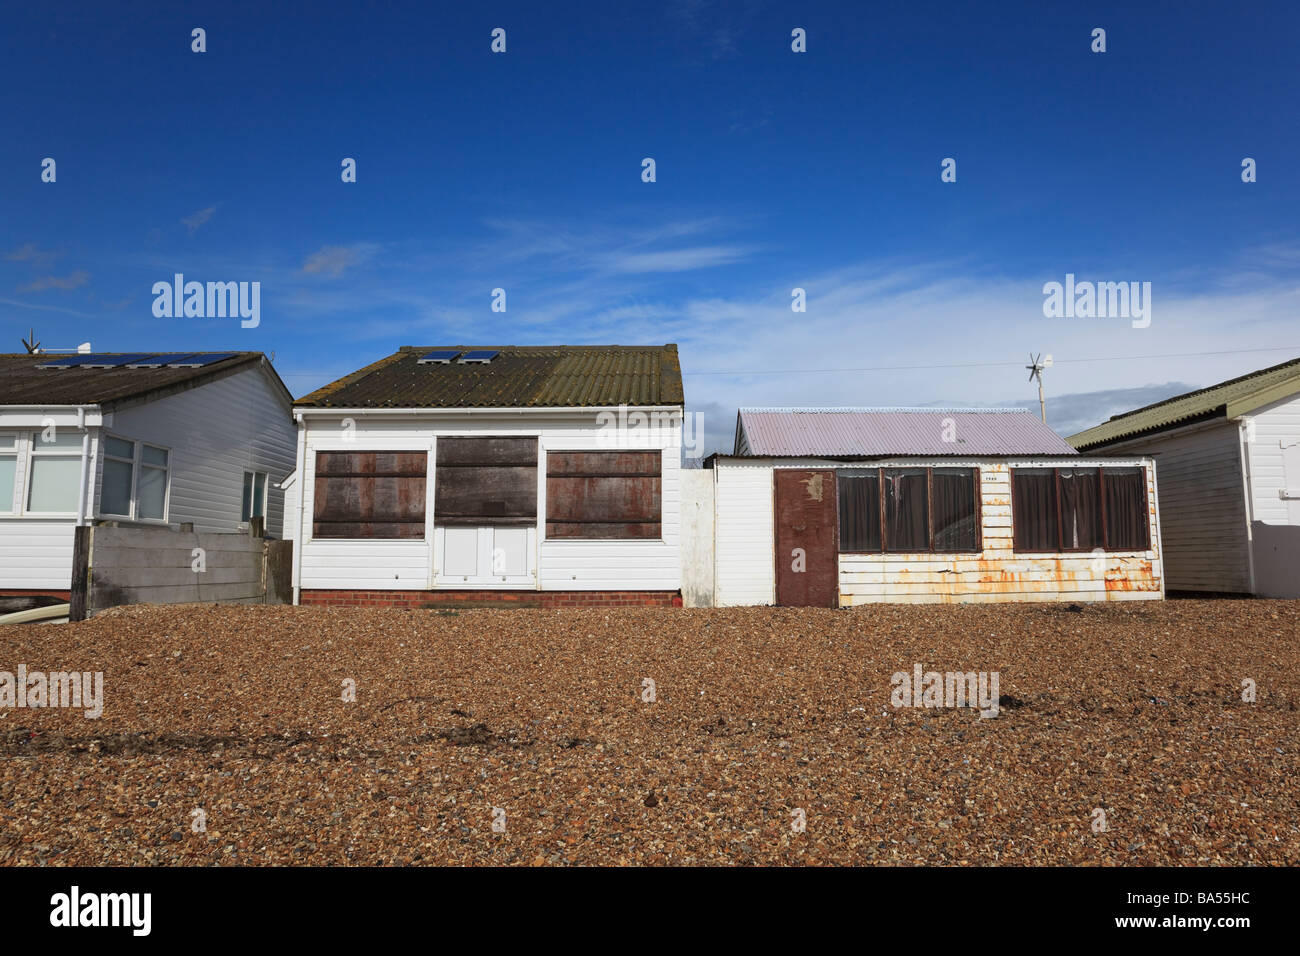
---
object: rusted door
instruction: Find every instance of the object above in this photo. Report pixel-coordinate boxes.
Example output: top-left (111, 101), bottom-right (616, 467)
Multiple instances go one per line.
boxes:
top-left (774, 469), bottom-right (838, 607)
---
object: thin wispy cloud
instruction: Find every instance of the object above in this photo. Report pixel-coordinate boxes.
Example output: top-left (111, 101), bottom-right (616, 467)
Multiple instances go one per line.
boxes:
top-left (301, 244), bottom-right (377, 276)
top-left (5, 243), bottom-right (59, 268)
top-left (19, 270), bottom-right (90, 293)
top-left (597, 244), bottom-right (752, 274)
top-left (181, 206), bottom-right (216, 234)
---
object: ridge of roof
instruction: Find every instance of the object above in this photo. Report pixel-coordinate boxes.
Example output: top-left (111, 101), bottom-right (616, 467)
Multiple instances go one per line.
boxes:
top-left (1069, 355), bottom-right (1300, 449)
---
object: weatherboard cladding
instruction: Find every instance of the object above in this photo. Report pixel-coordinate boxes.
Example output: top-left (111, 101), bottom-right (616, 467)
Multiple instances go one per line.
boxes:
top-left (295, 345), bottom-right (685, 409)
top-left (0, 352), bottom-right (262, 407)
top-left (736, 408), bottom-right (1079, 457)
top-left (1068, 356), bottom-right (1300, 450)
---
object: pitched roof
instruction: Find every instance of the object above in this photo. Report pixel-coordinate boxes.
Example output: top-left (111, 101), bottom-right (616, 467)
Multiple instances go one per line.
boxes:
top-left (295, 345), bottom-right (684, 409)
top-left (735, 407), bottom-right (1079, 457)
top-left (0, 352), bottom-right (283, 408)
top-left (1068, 356), bottom-right (1300, 450)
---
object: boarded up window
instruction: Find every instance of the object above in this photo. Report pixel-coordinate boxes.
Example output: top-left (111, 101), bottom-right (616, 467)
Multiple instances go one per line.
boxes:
top-left (313, 452), bottom-right (427, 539)
top-left (1012, 469), bottom-right (1058, 551)
top-left (931, 469), bottom-right (979, 551)
top-left (435, 437), bottom-right (538, 526)
top-left (883, 469), bottom-right (928, 552)
top-left (546, 451), bottom-right (661, 539)
top-left (837, 473), bottom-right (881, 551)
top-left (1103, 468), bottom-right (1149, 550)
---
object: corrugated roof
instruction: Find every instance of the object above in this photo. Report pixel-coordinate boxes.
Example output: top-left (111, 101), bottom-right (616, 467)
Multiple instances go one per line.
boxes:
top-left (736, 407), bottom-right (1078, 457)
top-left (295, 345), bottom-right (684, 409)
top-left (1068, 356), bottom-right (1300, 450)
top-left (0, 352), bottom-right (273, 408)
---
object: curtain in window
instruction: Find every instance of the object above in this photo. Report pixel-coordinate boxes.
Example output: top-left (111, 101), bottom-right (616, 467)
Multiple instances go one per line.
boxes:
top-left (1058, 468), bottom-right (1101, 550)
top-left (837, 473), bottom-right (881, 550)
top-left (1012, 469), bottom-right (1058, 550)
top-left (883, 469), bottom-right (928, 551)
top-left (1104, 468), bottom-right (1149, 549)
top-left (932, 469), bottom-right (978, 551)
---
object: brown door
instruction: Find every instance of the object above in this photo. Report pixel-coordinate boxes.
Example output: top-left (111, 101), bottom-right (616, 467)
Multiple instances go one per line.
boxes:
top-left (774, 469), bottom-right (838, 607)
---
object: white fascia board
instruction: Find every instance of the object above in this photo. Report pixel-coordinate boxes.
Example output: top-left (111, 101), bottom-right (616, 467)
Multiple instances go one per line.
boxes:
top-left (0, 405), bottom-right (103, 428)
top-left (294, 405), bottom-right (683, 417)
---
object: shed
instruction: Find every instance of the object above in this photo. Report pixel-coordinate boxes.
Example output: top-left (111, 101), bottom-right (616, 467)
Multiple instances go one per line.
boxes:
top-left (1069, 357), bottom-right (1300, 597)
top-left (708, 407), bottom-right (1164, 606)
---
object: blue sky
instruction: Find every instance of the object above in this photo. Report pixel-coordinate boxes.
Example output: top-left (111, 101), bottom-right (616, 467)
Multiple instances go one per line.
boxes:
top-left (3, 0), bottom-right (1298, 453)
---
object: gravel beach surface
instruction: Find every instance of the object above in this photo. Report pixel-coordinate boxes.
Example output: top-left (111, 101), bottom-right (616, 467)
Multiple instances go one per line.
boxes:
top-left (2, 600), bottom-right (1296, 865)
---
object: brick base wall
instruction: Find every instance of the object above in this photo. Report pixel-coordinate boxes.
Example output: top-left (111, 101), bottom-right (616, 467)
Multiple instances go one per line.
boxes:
top-left (0, 589), bottom-right (71, 600)
top-left (299, 589), bottom-right (682, 609)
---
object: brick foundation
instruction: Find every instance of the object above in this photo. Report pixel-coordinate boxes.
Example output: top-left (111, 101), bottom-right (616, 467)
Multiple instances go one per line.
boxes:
top-left (299, 589), bottom-right (682, 609)
top-left (0, 590), bottom-right (71, 601)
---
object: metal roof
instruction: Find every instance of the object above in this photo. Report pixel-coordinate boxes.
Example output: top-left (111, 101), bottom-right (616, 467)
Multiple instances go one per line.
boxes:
top-left (0, 351), bottom-right (278, 408)
top-left (1068, 356), bottom-right (1300, 450)
top-left (735, 407), bottom-right (1079, 457)
top-left (295, 345), bottom-right (684, 409)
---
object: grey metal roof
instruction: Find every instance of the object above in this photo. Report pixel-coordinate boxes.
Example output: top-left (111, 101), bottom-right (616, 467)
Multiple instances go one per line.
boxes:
top-left (735, 407), bottom-right (1079, 457)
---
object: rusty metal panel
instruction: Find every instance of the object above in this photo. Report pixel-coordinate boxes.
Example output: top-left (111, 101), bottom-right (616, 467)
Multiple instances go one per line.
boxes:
top-left (774, 469), bottom-right (838, 607)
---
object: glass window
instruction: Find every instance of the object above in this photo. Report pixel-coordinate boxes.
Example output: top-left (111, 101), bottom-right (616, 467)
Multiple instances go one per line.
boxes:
top-left (1012, 469), bottom-right (1058, 551)
top-left (883, 469), bottom-right (928, 552)
top-left (837, 473), bottom-right (881, 551)
top-left (102, 458), bottom-right (134, 515)
top-left (27, 430), bottom-right (83, 513)
top-left (931, 469), bottom-right (978, 551)
top-left (99, 436), bottom-right (170, 521)
top-left (242, 471), bottom-right (268, 522)
top-left (0, 434), bottom-right (16, 513)
top-left (1103, 468), bottom-right (1149, 550)
top-left (1058, 468), bottom-right (1102, 550)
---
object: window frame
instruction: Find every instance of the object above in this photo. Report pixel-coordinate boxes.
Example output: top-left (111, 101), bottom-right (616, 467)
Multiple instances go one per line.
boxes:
top-left (24, 429), bottom-right (86, 517)
top-left (1010, 466), bottom-right (1150, 554)
top-left (242, 470), bottom-right (268, 524)
top-left (0, 432), bottom-right (18, 514)
top-left (98, 433), bottom-right (171, 523)
top-left (837, 466), bottom-right (982, 555)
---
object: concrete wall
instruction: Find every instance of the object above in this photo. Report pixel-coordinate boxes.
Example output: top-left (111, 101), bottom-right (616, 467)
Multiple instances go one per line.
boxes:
top-left (679, 469), bottom-right (715, 607)
top-left (72, 523), bottom-right (289, 619)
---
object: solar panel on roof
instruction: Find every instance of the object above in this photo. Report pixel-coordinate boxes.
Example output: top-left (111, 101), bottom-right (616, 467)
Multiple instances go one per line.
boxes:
top-left (458, 350), bottom-right (499, 363)
top-left (84, 353), bottom-right (158, 368)
top-left (38, 354), bottom-right (100, 369)
top-left (418, 349), bottom-right (461, 364)
top-left (165, 352), bottom-right (237, 368)
top-left (125, 354), bottom-right (180, 368)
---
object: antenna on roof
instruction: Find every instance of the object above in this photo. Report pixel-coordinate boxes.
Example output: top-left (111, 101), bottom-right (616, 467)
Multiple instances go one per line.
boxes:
top-left (1026, 353), bottom-right (1052, 423)
top-left (21, 329), bottom-right (41, 353)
